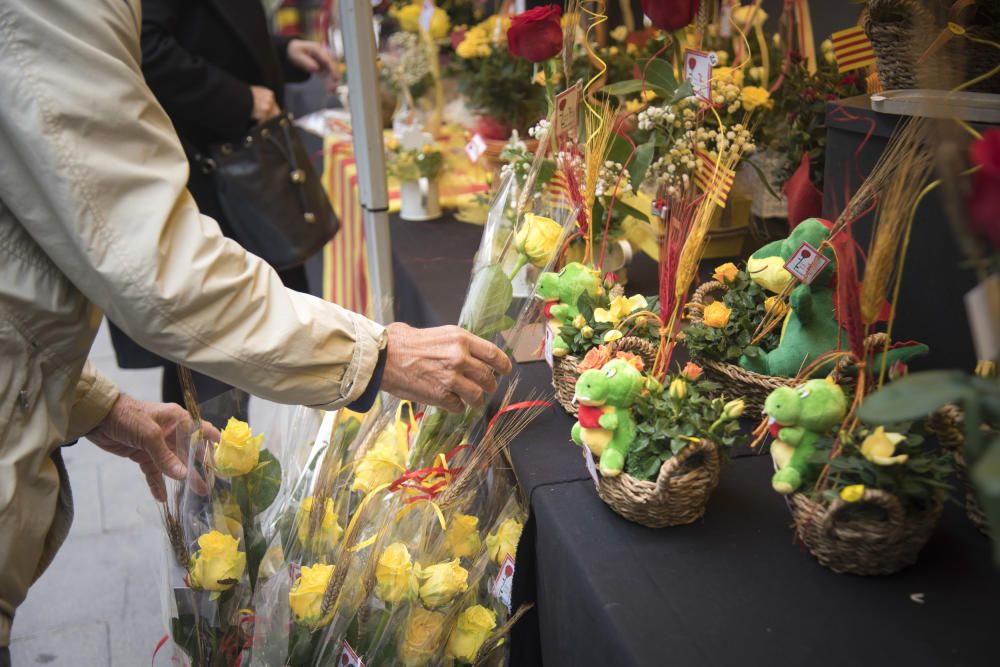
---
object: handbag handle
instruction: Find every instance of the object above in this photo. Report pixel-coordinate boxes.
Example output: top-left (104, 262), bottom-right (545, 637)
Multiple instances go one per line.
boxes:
top-left (268, 115), bottom-right (317, 224)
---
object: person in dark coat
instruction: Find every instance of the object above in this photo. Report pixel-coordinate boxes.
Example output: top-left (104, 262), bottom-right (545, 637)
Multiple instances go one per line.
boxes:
top-left (110, 0), bottom-right (338, 420)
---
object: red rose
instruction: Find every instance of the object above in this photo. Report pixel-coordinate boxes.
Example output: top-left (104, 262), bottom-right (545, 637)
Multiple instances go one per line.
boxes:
top-left (640, 0), bottom-right (700, 32)
top-left (967, 130), bottom-right (1000, 248)
top-left (507, 5), bottom-right (563, 63)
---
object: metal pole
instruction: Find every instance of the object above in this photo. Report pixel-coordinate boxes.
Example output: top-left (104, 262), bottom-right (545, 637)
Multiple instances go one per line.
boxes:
top-left (339, 0), bottom-right (394, 324)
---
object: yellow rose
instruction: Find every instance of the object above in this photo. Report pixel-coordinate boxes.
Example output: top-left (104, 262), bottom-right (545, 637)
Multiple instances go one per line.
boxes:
top-left (594, 294), bottom-right (647, 327)
top-left (732, 5), bottom-right (767, 27)
top-left (763, 295), bottom-right (789, 320)
top-left (702, 301), bottom-right (732, 328)
top-left (394, 3), bottom-right (422, 33)
top-left (603, 329), bottom-right (623, 343)
top-left (515, 213), bottom-right (563, 268)
top-left (712, 262), bottom-right (739, 284)
top-left (352, 423), bottom-right (407, 494)
top-left (427, 8), bottom-right (451, 39)
top-left (723, 399), bottom-right (746, 420)
top-left (214, 417), bottom-right (263, 477)
top-left (713, 66), bottom-right (744, 87)
top-left (860, 426), bottom-right (909, 466)
top-left (668, 378), bottom-right (689, 400)
top-left (625, 98), bottom-right (645, 114)
top-left (446, 605), bottom-right (497, 663)
top-left (187, 530), bottom-right (246, 592)
top-left (713, 50), bottom-right (729, 66)
top-left (741, 86), bottom-right (773, 112)
top-left (840, 484), bottom-right (865, 503)
top-left (374, 542), bottom-right (417, 604)
top-left (416, 558), bottom-right (469, 609)
top-left (296, 496), bottom-right (343, 554)
top-left (289, 563), bottom-right (335, 627)
top-left (445, 514), bottom-right (482, 559)
top-left (398, 607), bottom-right (446, 667)
top-left (610, 25), bottom-right (628, 42)
top-left (485, 518), bottom-right (522, 565)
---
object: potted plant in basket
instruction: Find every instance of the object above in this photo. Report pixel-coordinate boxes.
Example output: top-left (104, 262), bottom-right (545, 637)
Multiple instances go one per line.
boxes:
top-left (571, 352), bottom-right (746, 528)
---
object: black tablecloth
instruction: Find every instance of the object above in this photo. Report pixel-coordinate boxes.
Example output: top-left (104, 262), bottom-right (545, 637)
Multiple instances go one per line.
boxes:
top-left (387, 212), bottom-right (1000, 667)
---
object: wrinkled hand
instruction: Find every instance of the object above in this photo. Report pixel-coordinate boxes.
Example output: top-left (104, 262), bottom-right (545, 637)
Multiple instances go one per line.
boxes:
top-left (381, 323), bottom-right (513, 413)
top-left (250, 85), bottom-right (280, 123)
top-left (286, 38), bottom-right (339, 90)
top-left (86, 395), bottom-right (219, 501)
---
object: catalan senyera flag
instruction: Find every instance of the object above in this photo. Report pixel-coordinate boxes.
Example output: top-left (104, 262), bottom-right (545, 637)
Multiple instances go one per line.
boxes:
top-left (694, 150), bottom-right (735, 208)
top-left (321, 126), bottom-right (490, 317)
top-left (831, 26), bottom-right (877, 73)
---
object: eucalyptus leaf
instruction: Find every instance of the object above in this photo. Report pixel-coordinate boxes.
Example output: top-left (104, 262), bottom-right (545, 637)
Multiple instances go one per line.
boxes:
top-left (245, 449), bottom-right (282, 515)
top-left (857, 370), bottom-right (973, 423)
top-left (460, 265), bottom-right (514, 339)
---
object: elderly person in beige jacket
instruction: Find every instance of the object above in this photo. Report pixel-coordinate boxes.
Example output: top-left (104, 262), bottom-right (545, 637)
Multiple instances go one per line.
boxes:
top-left (0, 0), bottom-right (510, 657)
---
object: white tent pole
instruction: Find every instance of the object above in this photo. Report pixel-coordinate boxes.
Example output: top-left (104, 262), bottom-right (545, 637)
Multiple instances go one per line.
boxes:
top-left (339, 0), bottom-right (394, 325)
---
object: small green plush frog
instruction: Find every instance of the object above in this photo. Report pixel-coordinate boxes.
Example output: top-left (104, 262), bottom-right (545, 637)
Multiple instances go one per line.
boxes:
top-left (571, 357), bottom-right (645, 476)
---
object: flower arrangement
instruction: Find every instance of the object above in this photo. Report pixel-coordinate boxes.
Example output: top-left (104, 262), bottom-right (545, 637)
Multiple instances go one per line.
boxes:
top-left (386, 139), bottom-right (445, 182)
top-left (380, 31), bottom-right (435, 102)
top-left (682, 262), bottom-right (783, 364)
top-left (448, 14), bottom-right (547, 137)
top-left (627, 364), bottom-right (746, 481)
top-left (548, 278), bottom-right (661, 357)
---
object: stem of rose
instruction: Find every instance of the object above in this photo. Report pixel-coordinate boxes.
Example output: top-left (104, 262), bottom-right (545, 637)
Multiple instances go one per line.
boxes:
top-left (368, 606), bottom-right (392, 659)
top-left (543, 59), bottom-right (558, 156)
top-left (508, 253), bottom-right (530, 282)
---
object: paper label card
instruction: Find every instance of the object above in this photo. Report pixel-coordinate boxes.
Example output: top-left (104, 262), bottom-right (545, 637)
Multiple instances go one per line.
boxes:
top-left (419, 0), bottom-right (435, 34)
top-left (489, 554), bottom-right (516, 612)
top-left (554, 83), bottom-right (582, 149)
top-left (783, 241), bottom-right (830, 284)
top-left (465, 133), bottom-right (487, 163)
top-left (965, 274), bottom-right (1000, 363)
top-left (583, 446), bottom-right (600, 490)
top-left (543, 324), bottom-right (555, 368)
top-left (339, 642), bottom-right (364, 667)
top-left (684, 49), bottom-right (713, 101)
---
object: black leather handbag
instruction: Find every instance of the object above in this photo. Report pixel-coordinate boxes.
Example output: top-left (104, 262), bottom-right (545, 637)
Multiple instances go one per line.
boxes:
top-left (201, 112), bottom-right (339, 271)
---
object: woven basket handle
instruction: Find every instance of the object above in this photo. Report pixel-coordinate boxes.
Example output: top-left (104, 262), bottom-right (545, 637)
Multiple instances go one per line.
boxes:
top-left (655, 439), bottom-right (718, 495)
top-left (821, 488), bottom-right (905, 542)
top-left (686, 281), bottom-right (729, 325)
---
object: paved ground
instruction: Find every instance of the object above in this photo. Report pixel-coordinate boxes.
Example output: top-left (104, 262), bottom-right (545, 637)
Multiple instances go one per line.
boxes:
top-left (9, 323), bottom-right (277, 666)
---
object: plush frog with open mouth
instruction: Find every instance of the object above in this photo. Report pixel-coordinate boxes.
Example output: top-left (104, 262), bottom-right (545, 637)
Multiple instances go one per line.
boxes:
top-left (571, 357), bottom-right (645, 477)
top-left (537, 262), bottom-right (602, 358)
top-left (763, 378), bottom-right (847, 494)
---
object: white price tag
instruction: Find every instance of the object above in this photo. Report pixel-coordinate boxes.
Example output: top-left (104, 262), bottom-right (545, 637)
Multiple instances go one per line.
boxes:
top-left (965, 274), bottom-right (1000, 363)
top-left (543, 325), bottom-right (555, 368)
top-left (465, 133), bottom-right (487, 163)
top-left (554, 83), bottom-right (582, 149)
top-left (783, 241), bottom-right (830, 285)
top-left (684, 49), bottom-right (713, 101)
top-left (339, 641), bottom-right (364, 667)
top-left (419, 0), bottom-right (435, 34)
top-left (490, 555), bottom-right (516, 612)
top-left (583, 446), bottom-right (600, 490)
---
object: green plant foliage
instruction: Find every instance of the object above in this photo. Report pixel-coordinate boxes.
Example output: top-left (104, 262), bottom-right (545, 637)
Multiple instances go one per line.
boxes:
top-left (627, 377), bottom-right (745, 481)
top-left (807, 427), bottom-right (952, 515)
top-left (682, 269), bottom-right (780, 363)
top-left (557, 290), bottom-right (661, 357)
top-left (447, 47), bottom-right (547, 132)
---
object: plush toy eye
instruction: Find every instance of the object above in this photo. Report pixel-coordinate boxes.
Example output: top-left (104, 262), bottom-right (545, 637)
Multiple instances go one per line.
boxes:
top-left (797, 387), bottom-right (811, 399)
top-left (605, 368), bottom-right (617, 378)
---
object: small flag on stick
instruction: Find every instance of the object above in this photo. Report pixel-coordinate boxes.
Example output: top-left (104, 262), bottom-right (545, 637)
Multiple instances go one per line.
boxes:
top-left (831, 26), bottom-right (877, 73)
top-left (694, 150), bottom-right (735, 208)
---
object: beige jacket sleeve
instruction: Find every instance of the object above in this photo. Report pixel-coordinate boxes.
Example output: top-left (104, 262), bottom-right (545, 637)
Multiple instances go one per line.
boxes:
top-left (65, 362), bottom-right (121, 442)
top-left (0, 0), bottom-right (384, 410)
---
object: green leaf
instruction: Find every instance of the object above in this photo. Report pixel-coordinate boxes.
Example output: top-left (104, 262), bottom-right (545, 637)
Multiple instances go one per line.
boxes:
top-left (245, 449), bottom-right (282, 515)
top-left (628, 138), bottom-right (657, 190)
top-left (461, 265), bottom-right (514, 339)
top-left (601, 79), bottom-right (663, 97)
top-left (857, 371), bottom-right (972, 423)
top-left (640, 56), bottom-right (678, 95)
top-left (670, 79), bottom-right (694, 104)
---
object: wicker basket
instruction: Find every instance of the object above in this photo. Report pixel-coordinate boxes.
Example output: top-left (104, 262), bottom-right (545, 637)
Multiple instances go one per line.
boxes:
top-left (597, 439), bottom-right (721, 528)
top-left (788, 488), bottom-right (942, 575)
top-left (686, 280), bottom-right (793, 417)
top-left (864, 0), bottom-right (935, 91)
top-left (552, 337), bottom-right (658, 416)
top-left (927, 405), bottom-right (991, 536)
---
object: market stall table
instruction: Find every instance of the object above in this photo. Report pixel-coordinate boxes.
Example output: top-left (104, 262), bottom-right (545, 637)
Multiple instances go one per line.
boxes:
top-left (388, 213), bottom-right (1000, 667)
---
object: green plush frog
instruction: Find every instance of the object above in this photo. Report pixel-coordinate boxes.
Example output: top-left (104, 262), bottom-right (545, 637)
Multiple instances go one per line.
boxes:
top-left (764, 378), bottom-right (848, 494)
top-left (571, 357), bottom-right (645, 476)
top-left (537, 262), bottom-right (601, 358)
top-left (740, 218), bottom-right (927, 377)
